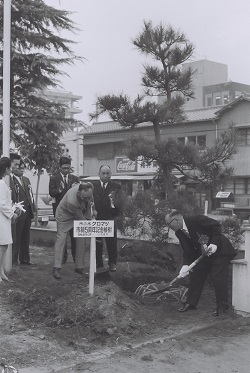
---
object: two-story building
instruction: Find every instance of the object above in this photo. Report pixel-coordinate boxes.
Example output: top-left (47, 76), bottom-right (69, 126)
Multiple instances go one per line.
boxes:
top-left (80, 96), bottom-right (250, 207)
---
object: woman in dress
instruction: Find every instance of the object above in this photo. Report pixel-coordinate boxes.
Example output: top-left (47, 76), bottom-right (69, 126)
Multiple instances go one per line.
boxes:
top-left (0, 157), bottom-right (18, 281)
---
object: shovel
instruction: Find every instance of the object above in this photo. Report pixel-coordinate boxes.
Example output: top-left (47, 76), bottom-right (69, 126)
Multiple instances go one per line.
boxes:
top-left (135, 250), bottom-right (207, 297)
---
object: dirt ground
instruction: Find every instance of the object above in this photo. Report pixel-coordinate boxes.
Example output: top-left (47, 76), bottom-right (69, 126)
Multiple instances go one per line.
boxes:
top-left (0, 243), bottom-right (250, 372)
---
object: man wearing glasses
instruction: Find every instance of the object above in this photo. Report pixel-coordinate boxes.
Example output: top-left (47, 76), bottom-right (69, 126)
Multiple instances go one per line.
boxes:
top-left (165, 209), bottom-right (236, 316)
top-left (49, 156), bottom-right (79, 262)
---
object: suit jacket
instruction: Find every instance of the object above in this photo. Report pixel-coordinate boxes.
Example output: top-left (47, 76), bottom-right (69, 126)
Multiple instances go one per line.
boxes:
top-left (49, 171), bottom-right (79, 215)
top-left (175, 214), bottom-right (237, 265)
top-left (92, 180), bottom-right (122, 221)
top-left (55, 184), bottom-right (94, 232)
top-left (10, 175), bottom-right (35, 221)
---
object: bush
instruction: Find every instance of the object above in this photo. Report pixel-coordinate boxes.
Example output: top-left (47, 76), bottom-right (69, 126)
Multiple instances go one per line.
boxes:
top-left (220, 217), bottom-right (244, 250)
top-left (120, 190), bottom-right (202, 242)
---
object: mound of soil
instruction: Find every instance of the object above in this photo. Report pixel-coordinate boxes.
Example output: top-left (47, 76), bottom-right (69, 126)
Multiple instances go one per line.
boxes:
top-left (0, 241), bottom-right (245, 370)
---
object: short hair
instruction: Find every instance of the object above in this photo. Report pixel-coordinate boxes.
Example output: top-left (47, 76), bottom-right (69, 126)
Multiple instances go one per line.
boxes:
top-left (0, 157), bottom-right (11, 178)
top-left (78, 182), bottom-right (94, 197)
top-left (166, 209), bottom-right (182, 220)
top-left (59, 156), bottom-right (71, 166)
top-left (99, 164), bottom-right (111, 172)
top-left (78, 182), bottom-right (94, 191)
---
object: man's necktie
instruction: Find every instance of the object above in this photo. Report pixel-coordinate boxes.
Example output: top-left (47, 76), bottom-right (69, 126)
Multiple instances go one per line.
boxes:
top-left (102, 182), bottom-right (106, 191)
top-left (64, 176), bottom-right (67, 188)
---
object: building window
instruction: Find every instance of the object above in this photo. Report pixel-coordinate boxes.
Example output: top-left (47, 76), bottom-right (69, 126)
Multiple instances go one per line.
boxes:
top-left (214, 94), bottom-right (222, 106)
top-left (197, 135), bottom-right (206, 148)
top-left (177, 135), bottom-right (206, 148)
top-left (205, 95), bottom-right (212, 107)
top-left (236, 128), bottom-right (250, 146)
top-left (223, 95), bottom-right (229, 105)
top-left (187, 136), bottom-right (196, 145)
top-left (114, 142), bottom-right (125, 156)
top-left (177, 137), bottom-right (185, 144)
top-left (235, 91), bottom-right (242, 99)
top-left (234, 179), bottom-right (245, 195)
top-left (97, 143), bottom-right (114, 160)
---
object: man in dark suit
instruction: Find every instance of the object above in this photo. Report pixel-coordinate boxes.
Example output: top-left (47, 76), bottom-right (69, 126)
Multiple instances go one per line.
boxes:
top-left (49, 156), bottom-right (79, 262)
top-left (92, 165), bottom-right (123, 272)
top-left (10, 153), bottom-right (21, 265)
top-left (165, 209), bottom-right (237, 316)
top-left (11, 161), bottom-right (35, 265)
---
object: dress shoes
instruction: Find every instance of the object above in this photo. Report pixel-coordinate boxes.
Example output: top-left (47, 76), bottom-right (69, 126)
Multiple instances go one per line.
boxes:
top-left (212, 303), bottom-right (229, 317)
top-left (20, 261), bottom-right (33, 265)
top-left (177, 303), bottom-right (197, 312)
top-left (52, 267), bottom-right (61, 280)
top-left (109, 264), bottom-right (117, 272)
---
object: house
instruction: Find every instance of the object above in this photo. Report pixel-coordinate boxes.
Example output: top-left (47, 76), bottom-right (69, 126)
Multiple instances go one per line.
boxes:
top-left (80, 96), bottom-right (250, 206)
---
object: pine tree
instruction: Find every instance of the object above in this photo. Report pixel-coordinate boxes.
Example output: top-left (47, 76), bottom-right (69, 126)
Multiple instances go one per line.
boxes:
top-left (90, 21), bottom-right (236, 197)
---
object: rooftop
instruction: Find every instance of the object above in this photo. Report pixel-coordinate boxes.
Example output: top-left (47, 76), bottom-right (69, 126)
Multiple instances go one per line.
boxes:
top-left (80, 106), bottom-right (221, 135)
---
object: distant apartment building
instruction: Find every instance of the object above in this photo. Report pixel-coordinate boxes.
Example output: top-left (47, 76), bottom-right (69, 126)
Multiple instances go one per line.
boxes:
top-left (38, 90), bottom-right (84, 176)
top-left (182, 59), bottom-right (250, 110)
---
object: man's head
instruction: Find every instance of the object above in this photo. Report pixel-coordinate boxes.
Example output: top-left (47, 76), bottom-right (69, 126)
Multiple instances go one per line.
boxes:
top-left (59, 156), bottom-right (71, 176)
top-left (99, 165), bottom-right (111, 183)
top-left (165, 209), bottom-right (183, 232)
top-left (13, 160), bottom-right (25, 177)
top-left (10, 153), bottom-right (21, 173)
top-left (77, 182), bottom-right (94, 201)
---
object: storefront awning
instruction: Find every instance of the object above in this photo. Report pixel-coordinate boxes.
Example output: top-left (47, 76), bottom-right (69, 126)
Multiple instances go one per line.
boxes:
top-left (81, 175), bottom-right (156, 181)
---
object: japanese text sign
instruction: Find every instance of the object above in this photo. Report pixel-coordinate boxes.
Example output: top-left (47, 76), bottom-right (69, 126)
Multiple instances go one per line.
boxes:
top-left (73, 220), bottom-right (114, 237)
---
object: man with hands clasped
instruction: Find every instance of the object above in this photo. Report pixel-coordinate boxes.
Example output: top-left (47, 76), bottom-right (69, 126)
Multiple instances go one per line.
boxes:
top-left (165, 209), bottom-right (237, 316)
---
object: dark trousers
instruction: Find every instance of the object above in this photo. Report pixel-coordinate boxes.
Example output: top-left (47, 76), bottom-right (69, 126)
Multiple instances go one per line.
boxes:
top-left (96, 235), bottom-right (117, 267)
top-left (13, 210), bottom-right (32, 263)
top-left (187, 255), bottom-right (231, 308)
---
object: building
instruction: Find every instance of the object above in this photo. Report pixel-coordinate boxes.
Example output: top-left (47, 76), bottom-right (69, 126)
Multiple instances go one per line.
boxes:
top-left (80, 96), bottom-right (250, 206)
top-left (35, 89), bottom-right (84, 176)
top-left (182, 60), bottom-right (250, 111)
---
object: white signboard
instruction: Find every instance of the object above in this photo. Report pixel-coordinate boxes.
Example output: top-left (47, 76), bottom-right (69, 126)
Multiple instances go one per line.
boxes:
top-left (74, 220), bottom-right (114, 238)
top-left (215, 191), bottom-right (231, 198)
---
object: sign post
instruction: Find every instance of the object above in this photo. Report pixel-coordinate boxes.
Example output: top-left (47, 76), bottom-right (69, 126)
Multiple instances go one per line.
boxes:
top-left (74, 220), bottom-right (114, 295)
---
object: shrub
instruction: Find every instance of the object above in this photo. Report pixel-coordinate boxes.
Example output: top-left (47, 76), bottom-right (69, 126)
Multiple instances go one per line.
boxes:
top-left (220, 217), bottom-right (244, 251)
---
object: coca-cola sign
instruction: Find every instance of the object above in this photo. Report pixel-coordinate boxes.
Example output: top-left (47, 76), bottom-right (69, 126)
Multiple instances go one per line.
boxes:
top-left (116, 157), bottom-right (137, 173)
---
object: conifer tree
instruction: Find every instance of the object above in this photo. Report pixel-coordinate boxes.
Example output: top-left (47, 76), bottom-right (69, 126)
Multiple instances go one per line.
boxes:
top-left (90, 21), bottom-right (236, 197)
top-left (0, 0), bottom-right (81, 159)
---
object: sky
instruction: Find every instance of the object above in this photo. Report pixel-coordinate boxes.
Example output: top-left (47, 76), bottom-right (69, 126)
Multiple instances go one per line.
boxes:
top-left (45, 0), bottom-right (250, 125)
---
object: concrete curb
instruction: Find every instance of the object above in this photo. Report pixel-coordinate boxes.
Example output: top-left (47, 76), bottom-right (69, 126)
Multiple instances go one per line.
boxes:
top-left (18, 319), bottom-right (228, 373)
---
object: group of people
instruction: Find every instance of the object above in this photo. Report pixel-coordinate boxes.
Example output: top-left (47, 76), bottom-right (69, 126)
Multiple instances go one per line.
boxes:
top-left (0, 154), bottom-right (35, 281)
top-left (49, 156), bottom-right (122, 280)
top-left (0, 153), bottom-right (237, 316)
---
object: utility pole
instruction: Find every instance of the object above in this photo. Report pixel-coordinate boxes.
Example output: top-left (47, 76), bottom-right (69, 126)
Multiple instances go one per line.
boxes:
top-left (3, 0), bottom-right (12, 271)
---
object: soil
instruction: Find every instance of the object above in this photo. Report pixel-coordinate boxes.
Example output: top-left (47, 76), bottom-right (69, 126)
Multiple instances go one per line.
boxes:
top-left (0, 242), bottom-right (250, 372)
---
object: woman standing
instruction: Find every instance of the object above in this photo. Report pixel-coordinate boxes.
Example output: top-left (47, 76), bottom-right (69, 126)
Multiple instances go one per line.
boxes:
top-left (0, 157), bottom-right (18, 281)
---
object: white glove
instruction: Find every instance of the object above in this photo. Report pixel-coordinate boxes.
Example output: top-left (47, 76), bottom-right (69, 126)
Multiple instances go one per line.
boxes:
top-left (206, 244), bottom-right (217, 256)
top-left (179, 265), bottom-right (190, 278)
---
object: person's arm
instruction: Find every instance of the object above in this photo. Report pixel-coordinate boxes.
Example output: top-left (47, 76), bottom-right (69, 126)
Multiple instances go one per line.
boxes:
top-left (0, 186), bottom-right (14, 220)
top-left (67, 202), bottom-right (86, 220)
top-left (196, 215), bottom-right (221, 247)
top-left (49, 175), bottom-right (62, 198)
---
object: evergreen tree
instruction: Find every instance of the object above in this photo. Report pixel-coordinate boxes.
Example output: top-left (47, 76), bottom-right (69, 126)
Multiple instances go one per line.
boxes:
top-left (0, 0), bottom-right (82, 154)
top-left (90, 21), bottom-right (236, 197)
top-left (0, 0), bottom-right (83, 224)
